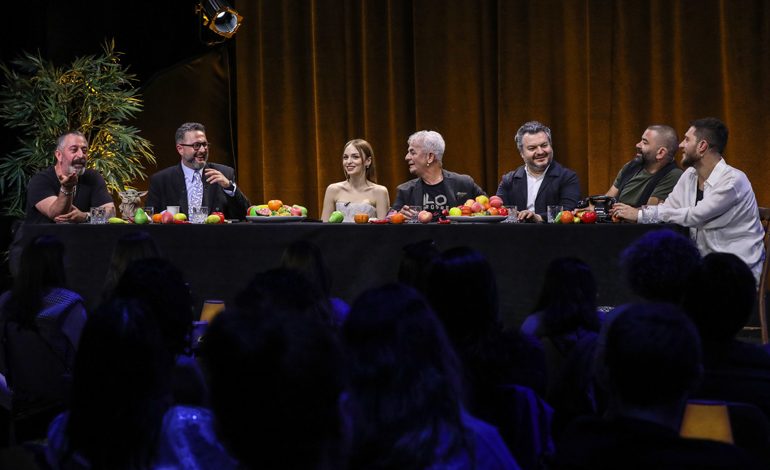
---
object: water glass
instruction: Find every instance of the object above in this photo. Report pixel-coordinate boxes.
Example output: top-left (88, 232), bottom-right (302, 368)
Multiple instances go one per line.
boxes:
top-left (191, 206), bottom-right (208, 224)
top-left (547, 205), bottom-right (563, 224)
top-left (503, 205), bottom-right (518, 223)
top-left (166, 206), bottom-right (180, 215)
top-left (90, 206), bottom-right (106, 224)
top-left (407, 205), bottom-right (422, 223)
top-left (142, 207), bottom-right (154, 220)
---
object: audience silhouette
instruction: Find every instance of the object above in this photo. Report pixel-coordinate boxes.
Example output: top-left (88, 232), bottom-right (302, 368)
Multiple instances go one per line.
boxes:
top-left (551, 302), bottom-right (762, 469)
top-left (620, 229), bottom-right (702, 303)
top-left (202, 305), bottom-right (347, 470)
top-left (101, 231), bottom-right (160, 303)
top-left (343, 283), bottom-right (520, 469)
top-left (46, 298), bottom-right (234, 469)
top-left (0, 235), bottom-right (86, 443)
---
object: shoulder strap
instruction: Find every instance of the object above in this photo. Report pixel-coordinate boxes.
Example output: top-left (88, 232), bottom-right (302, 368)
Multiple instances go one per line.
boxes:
top-left (634, 161), bottom-right (678, 207)
top-left (616, 159), bottom-right (643, 195)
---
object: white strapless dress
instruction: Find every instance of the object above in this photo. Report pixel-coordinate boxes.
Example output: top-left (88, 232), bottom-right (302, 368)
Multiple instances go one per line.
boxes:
top-left (336, 201), bottom-right (377, 222)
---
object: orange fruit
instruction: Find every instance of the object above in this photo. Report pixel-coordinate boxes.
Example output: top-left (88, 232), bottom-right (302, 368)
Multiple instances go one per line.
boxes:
top-left (354, 213), bottom-right (370, 224)
top-left (560, 211), bottom-right (574, 224)
top-left (267, 200), bottom-right (283, 211)
top-left (390, 213), bottom-right (406, 224)
top-left (487, 207), bottom-right (499, 216)
top-left (152, 213), bottom-right (162, 223)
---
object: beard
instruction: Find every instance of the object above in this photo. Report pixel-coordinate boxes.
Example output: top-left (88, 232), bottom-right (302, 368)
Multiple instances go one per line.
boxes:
top-left (185, 152), bottom-right (208, 170)
top-left (69, 157), bottom-right (87, 176)
top-left (681, 151), bottom-right (698, 169)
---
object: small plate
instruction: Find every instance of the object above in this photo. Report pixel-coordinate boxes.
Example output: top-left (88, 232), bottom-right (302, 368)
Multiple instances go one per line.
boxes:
top-left (246, 215), bottom-right (307, 223)
top-left (446, 215), bottom-right (506, 223)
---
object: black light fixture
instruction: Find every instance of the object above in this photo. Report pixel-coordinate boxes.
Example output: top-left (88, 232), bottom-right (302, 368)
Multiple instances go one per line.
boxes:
top-left (196, 0), bottom-right (243, 41)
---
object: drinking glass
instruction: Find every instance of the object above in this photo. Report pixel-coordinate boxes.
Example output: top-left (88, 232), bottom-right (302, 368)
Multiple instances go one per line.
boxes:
top-left (503, 205), bottom-right (518, 223)
top-left (191, 206), bottom-right (208, 224)
top-left (547, 205), bottom-right (563, 224)
top-left (407, 205), bottom-right (422, 223)
top-left (90, 207), bottom-right (106, 224)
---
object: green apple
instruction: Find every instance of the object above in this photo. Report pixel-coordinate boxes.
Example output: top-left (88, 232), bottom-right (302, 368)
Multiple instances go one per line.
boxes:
top-left (329, 211), bottom-right (344, 223)
top-left (205, 214), bottom-right (221, 224)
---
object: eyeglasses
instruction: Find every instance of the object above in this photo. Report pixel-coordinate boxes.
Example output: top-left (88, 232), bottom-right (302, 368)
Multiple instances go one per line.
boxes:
top-left (179, 142), bottom-right (211, 150)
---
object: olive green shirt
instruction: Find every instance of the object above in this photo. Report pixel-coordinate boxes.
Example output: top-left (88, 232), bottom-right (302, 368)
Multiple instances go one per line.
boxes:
top-left (612, 162), bottom-right (683, 205)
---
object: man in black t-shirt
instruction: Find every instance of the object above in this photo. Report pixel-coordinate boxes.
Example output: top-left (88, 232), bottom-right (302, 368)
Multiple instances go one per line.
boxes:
top-left (393, 130), bottom-right (485, 220)
top-left (25, 131), bottom-right (114, 224)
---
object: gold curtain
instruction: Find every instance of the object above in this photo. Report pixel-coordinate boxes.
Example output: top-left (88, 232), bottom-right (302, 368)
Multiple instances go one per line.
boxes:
top-left (233, 0), bottom-right (770, 216)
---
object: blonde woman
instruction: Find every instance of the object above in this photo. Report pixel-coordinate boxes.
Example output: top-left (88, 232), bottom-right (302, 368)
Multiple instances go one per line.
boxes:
top-left (321, 139), bottom-right (390, 222)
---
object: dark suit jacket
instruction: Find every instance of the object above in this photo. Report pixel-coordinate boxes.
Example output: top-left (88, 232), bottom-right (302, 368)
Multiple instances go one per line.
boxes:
top-left (495, 161), bottom-right (580, 219)
top-left (146, 163), bottom-right (250, 220)
top-left (393, 169), bottom-right (485, 210)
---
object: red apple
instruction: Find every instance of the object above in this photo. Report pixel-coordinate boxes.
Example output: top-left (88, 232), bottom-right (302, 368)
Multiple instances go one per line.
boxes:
top-left (471, 202), bottom-right (483, 213)
top-left (489, 195), bottom-right (504, 208)
top-left (161, 211), bottom-right (175, 224)
top-left (580, 210), bottom-right (597, 224)
top-left (418, 210), bottom-right (433, 223)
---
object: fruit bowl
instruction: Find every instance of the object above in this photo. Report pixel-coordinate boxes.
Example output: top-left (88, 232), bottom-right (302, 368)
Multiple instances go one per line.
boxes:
top-left (446, 215), bottom-right (506, 223)
top-left (246, 215), bottom-right (306, 223)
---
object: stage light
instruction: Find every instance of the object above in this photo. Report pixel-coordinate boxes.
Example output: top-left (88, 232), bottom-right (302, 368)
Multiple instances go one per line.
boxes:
top-left (196, 0), bottom-right (243, 40)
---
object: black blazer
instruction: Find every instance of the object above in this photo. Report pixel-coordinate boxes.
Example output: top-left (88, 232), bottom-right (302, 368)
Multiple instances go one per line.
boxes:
top-left (495, 161), bottom-right (580, 219)
top-left (393, 169), bottom-right (485, 210)
top-left (146, 163), bottom-right (251, 220)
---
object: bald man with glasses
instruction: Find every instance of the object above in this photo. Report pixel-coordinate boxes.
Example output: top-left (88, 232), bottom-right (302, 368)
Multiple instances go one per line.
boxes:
top-left (146, 122), bottom-right (250, 220)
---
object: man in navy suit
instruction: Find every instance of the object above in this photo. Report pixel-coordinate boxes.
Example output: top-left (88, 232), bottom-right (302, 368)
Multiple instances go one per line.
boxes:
top-left (146, 122), bottom-right (250, 220)
top-left (495, 121), bottom-right (580, 222)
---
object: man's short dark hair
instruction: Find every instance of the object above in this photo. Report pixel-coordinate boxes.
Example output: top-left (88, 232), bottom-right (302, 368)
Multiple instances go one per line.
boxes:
top-left (647, 124), bottom-right (679, 161)
top-left (175, 122), bottom-right (206, 143)
top-left (515, 121), bottom-right (552, 153)
top-left (690, 117), bottom-right (728, 154)
top-left (601, 302), bottom-right (702, 406)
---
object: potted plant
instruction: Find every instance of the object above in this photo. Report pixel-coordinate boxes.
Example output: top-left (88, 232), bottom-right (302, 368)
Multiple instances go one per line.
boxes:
top-left (0, 40), bottom-right (155, 217)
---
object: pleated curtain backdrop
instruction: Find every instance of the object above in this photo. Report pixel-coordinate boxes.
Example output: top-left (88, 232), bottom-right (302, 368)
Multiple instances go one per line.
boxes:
top-left (232, 0), bottom-right (770, 217)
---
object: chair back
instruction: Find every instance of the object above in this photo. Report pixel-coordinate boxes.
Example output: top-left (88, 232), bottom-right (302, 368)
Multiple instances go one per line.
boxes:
top-left (758, 207), bottom-right (770, 344)
top-left (680, 400), bottom-right (733, 444)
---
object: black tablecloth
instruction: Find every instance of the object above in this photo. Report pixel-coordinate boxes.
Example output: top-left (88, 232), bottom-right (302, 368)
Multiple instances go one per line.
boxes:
top-left (10, 221), bottom-right (685, 327)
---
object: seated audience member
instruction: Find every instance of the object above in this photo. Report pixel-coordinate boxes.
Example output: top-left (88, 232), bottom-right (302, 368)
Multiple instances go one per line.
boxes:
top-left (46, 298), bottom-right (235, 469)
top-left (234, 267), bottom-right (336, 328)
top-left (25, 131), bottom-right (115, 224)
top-left (321, 139), bottom-right (390, 222)
top-left (101, 231), bottom-right (161, 302)
top-left (396, 239), bottom-right (440, 293)
top-left (612, 118), bottom-right (764, 283)
top-left (683, 252), bottom-right (770, 422)
top-left (605, 125), bottom-right (682, 207)
top-left (425, 247), bottom-right (546, 395)
top-left (619, 229), bottom-right (702, 304)
top-left (201, 306), bottom-right (347, 469)
top-left (146, 122), bottom-right (250, 220)
top-left (521, 257), bottom-right (603, 435)
top-left (393, 130), bottom-right (485, 221)
top-left (281, 239), bottom-right (349, 325)
top-left (112, 258), bottom-right (205, 406)
top-left (424, 247), bottom-right (550, 468)
top-left (343, 283), bottom-right (520, 469)
top-left (0, 235), bottom-right (87, 441)
top-left (551, 302), bottom-right (763, 469)
top-left (495, 121), bottom-right (580, 222)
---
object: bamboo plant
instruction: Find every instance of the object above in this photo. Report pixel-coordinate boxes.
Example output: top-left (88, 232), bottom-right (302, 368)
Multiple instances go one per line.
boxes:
top-left (0, 40), bottom-right (155, 217)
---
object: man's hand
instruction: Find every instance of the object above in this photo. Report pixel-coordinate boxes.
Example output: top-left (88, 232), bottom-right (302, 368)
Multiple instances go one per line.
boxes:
top-left (517, 209), bottom-right (543, 223)
top-left (54, 208), bottom-right (88, 224)
top-left (611, 202), bottom-right (639, 223)
top-left (204, 168), bottom-right (232, 189)
top-left (399, 205), bottom-right (419, 220)
top-left (58, 172), bottom-right (79, 189)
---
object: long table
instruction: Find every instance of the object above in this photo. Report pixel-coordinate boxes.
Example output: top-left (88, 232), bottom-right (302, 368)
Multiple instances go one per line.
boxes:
top-left (10, 221), bottom-right (685, 327)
